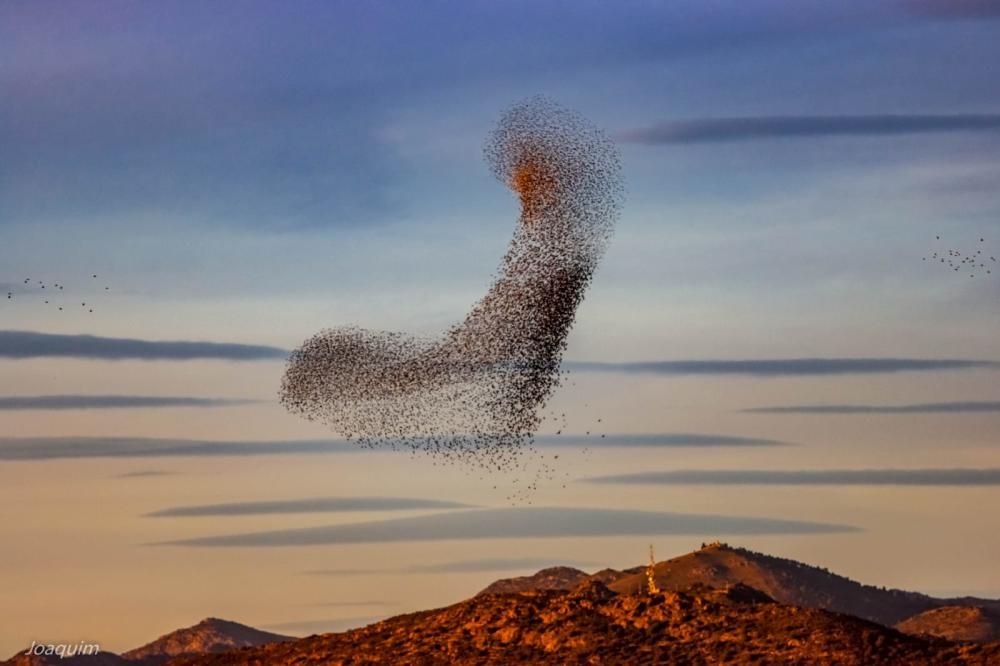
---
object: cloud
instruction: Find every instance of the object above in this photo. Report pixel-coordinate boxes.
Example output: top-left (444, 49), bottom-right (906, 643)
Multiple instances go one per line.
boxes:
top-left (146, 497), bottom-right (473, 518)
top-left (536, 433), bottom-right (789, 447)
top-left (309, 601), bottom-right (397, 608)
top-left (565, 358), bottom-right (999, 377)
top-left (745, 401), bottom-right (1000, 414)
top-left (5, 334), bottom-right (990, 379)
top-left (0, 433), bottom-right (789, 461)
top-left (0, 437), bottom-right (357, 461)
top-left (584, 469), bottom-right (1000, 486)
top-left (262, 617), bottom-right (384, 635)
top-left (115, 470), bottom-right (175, 479)
top-left (156, 507), bottom-right (857, 547)
top-left (617, 114), bottom-right (1000, 144)
top-left (305, 557), bottom-right (602, 576)
top-left (0, 331), bottom-right (288, 361)
top-left (0, 395), bottom-right (260, 410)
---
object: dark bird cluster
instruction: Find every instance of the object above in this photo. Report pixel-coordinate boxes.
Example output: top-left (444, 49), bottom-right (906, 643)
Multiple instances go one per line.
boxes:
top-left (923, 236), bottom-right (995, 278)
top-left (4, 273), bottom-right (111, 313)
top-left (280, 98), bottom-right (623, 500)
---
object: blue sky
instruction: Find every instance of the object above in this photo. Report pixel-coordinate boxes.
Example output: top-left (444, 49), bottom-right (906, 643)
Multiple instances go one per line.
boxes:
top-left (1, 0), bottom-right (1000, 655)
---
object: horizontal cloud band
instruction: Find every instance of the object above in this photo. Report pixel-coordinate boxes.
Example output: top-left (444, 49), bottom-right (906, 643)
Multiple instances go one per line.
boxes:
top-left (156, 507), bottom-right (857, 547)
top-left (0, 437), bottom-right (356, 461)
top-left (618, 114), bottom-right (1000, 144)
top-left (305, 557), bottom-right (602, 576)
top-left (4, 333), bottom-right (992, 379)
top-left (566, 358), bottom-right (999, 376)
top-left (584, 469), bottom-right (1000, 486)
top-left (745, 401), bottom-right (1000, 414)
top-left (146, 496), bottom-right (473, 517)
top-left (0, 395), bottom-right (260, 410)
top-left (0, 330), bottom-right (287, 361)
top-left (0, 433), bottom-right (783, 461)
top-left (536, 433), bottom-right (788, 447)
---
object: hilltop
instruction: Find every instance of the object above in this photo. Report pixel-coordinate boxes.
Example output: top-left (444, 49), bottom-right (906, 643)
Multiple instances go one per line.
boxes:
top-left (121, 618), bottom-right (292, 664)
top-left (605, 542), bottom-right (1000, 628)
top-left (168, 580), bottom-right (998, 665)
top-left (897, 605), bottom-right (1000, 642)
top-left (8, 544), bottom-right (1000, 665)
top-left (3, 619), bottom-right (290, 666)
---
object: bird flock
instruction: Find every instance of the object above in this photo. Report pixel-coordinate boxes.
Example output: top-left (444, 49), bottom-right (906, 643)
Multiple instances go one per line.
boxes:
top-left (280, 98), bottom-right (623, 500)
top-left (924, 236), bottom-right (995, 278)
top-left (4, 274), bottom-right (111, 313)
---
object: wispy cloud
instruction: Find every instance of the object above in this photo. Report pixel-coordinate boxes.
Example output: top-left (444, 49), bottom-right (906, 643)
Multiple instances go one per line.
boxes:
top-left (536, 433), bottom-right (789, 447)
top-left (584, 469), bottom-right (1000, 486)
top-left (305, 557), bottom-right (601, 576)
top-left (157, 507), bottom-right (857, 547)
top-left (5, 334), bottom-right (990, 378)
top-left (0, 395), bottom-right (261, 410)
top-left (262, 617), bottom-right (384, 635)
top-left (115, 470), bottom-right (175, 479)
top-left (0, 433), bottom-right (787, 461)
top-left (146, 497), bottom-right (473, 518)
top-left (0, 437), bottom-right (357, 461)
top-left (308, 601), bottom-right (397, 608)
top-left (745, 401), bottom-right (1000, 414)
top-left (566, 358), bottom-right (999, 377)
top-left (0, 330), bottom-right (287, 361)
top-left (617, 114), bottom-right (1000, 144)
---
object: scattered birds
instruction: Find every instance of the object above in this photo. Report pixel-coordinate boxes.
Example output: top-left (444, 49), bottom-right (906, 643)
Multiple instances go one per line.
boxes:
top-left (2, 273), bottom-right (112, 314)
top-left (280, 98), bottom-right (623, 503)
top-left (923, 236), bottom-right (995, 279)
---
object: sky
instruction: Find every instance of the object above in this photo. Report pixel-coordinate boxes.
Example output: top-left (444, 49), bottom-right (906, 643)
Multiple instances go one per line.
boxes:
top-left (2, 0), bottom-right (1000, 655)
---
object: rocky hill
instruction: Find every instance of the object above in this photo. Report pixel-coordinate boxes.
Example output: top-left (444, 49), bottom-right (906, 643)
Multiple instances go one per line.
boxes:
top-left (476, 566), bottom-right (590, 595)
top-left (8, 544), bottom-right (1000, 665)
top-left (121, 618), bottom-right (291, 664)
top-left (897, 605), bottom-right (1000, 642)
top-left (168, 580), bottom-right (999, 665)
top-left (3, 619), bottom-right (290, 666)
top-left (606, 542), bottom-right (1000, 629)
top-left (3, 651), bottom-right (127, 666)
top-left (477, 565), bottom-right (643, 595)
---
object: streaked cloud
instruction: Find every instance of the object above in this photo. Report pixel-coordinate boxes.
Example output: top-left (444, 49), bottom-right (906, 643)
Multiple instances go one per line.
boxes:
top-left (0, 330), bottom-right (287, 361)
top-left (309, 601), bottom-right (397, 608)
top-left (0, 395), bottom-right (261, 410)
top-left (0, 433), bottom-right (786, 461)
top-left (146, 496), bottom-right (473, 518)
top-left (0, 437), bottom-right (356, 461)
top-left (536, 433), bottom-right (789, 447)
top-left (566, 358), bottom-right (999, 377)
top-left (114, 470), bottom-right (175, 479)
top-left (262, 617), bottom-right (383, 635)
top-left (5, 333), bottom-right (991, 380)
top-left (617, 114), bottom-right (1000, 145)
top-left (584, 469), bottom-right (1000, 486)
top-left (306, 557), bottom-right (601, 576)
top-left (745, 401), bottom-right (1000, 414)
top-left (157, 507), bottom-right (857, 547)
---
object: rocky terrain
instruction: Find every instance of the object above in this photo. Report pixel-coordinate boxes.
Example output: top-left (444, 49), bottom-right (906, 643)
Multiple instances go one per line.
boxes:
top-left (8, 543), bottom-right (1000, 665)
top-left (607, 542), bottom-right (1000, 628)
top-left (4, 619), bottom-right (290, 666)
top-left (122, 618), bottom-right (291, 664)
top-left (481, 542), bottom-right (1000, 635)
top-left (897, 605), bottom-right (1000, 642)
top-left (477, 565), bottom-right (644, 596)
top-left (168, 580), bottom-right (999, 665)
